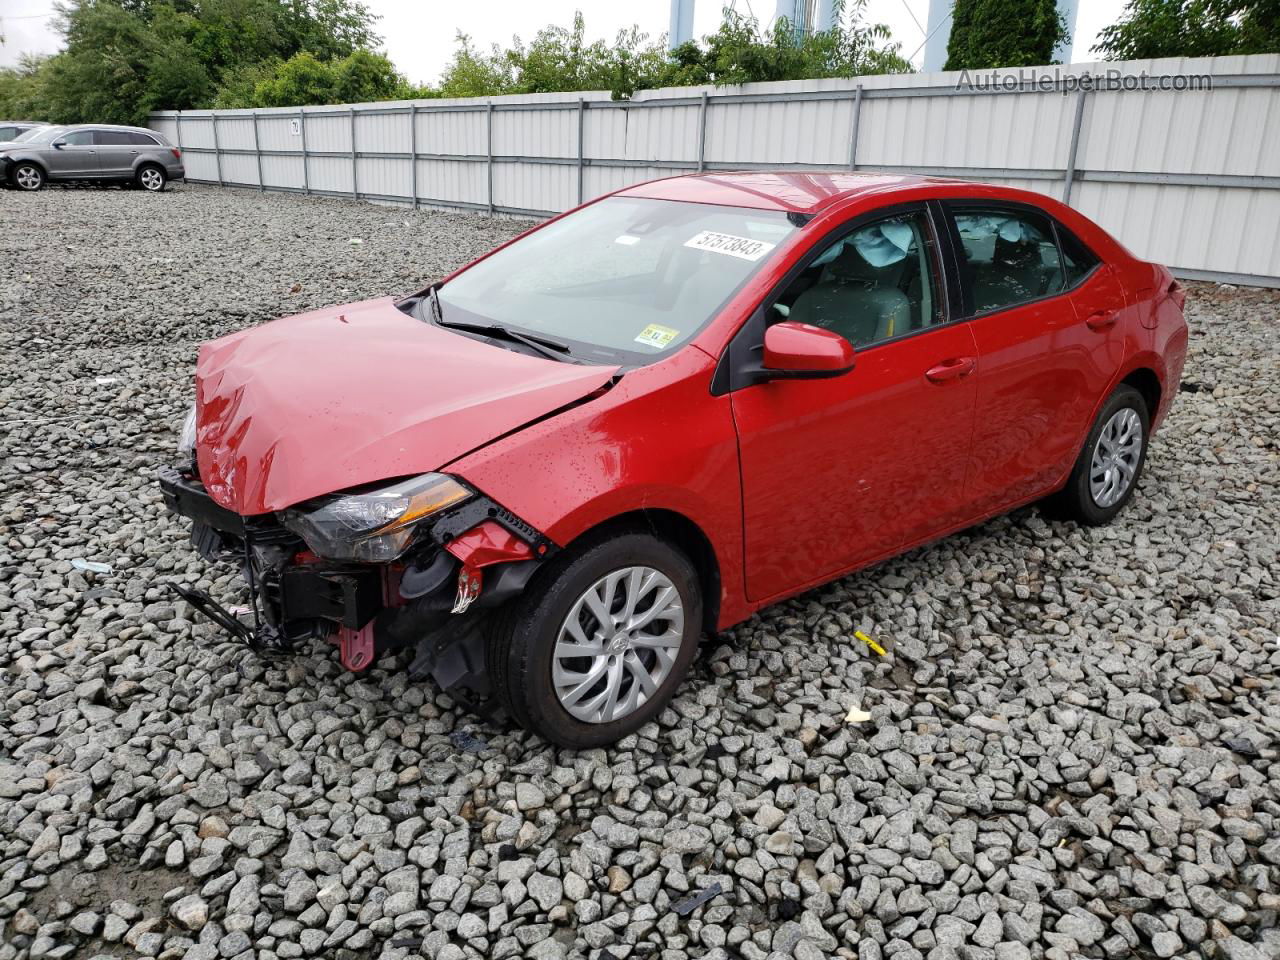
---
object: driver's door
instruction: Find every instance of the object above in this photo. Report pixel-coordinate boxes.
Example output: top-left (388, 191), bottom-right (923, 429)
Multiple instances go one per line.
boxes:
top-left (46, 129), bottom-right (100, 178)
top-left (729, 204), bottom-right (981, 602)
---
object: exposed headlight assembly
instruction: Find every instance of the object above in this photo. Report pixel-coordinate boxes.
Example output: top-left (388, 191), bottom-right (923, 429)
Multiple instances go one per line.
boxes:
top-left (178, 404), bottom-right (197, 459)
top-left (281, 473), bottom-right (472, 563)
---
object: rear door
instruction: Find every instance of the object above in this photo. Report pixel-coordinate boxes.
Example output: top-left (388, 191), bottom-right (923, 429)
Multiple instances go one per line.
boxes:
top-left (729, 202), bottom-right (980, 602)
top-left (945, 201), bottom-right (1125, 515)
top-left (94, 130), bottom-right (136, 177)
top-left (45, 129), bottom-right (99, 178)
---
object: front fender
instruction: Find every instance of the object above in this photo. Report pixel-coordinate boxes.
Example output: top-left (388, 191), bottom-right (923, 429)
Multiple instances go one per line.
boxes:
top-left (448, 347), bottom-right (751, 628)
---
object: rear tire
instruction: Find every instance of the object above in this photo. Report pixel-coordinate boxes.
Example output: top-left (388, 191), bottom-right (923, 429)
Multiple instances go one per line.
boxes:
top-left (487, 532), bottom-right (703, 748)
top-left (12, 163), bottom-right (44, 192)
top-left (1048, 384), bottom-right (1150, 526)
top-left (137, 164), bottom-right (167, 192)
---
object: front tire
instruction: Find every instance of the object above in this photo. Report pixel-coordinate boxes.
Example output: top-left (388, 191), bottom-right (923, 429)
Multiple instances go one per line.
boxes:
top-left (12, 163), bottom-right (45, 191)
top-left (488, 532), bottom-right (703, 748)
top-left (137, 164), bottom-right (167, 192)
top-left (1050, 384), bottom-right (1150, 525)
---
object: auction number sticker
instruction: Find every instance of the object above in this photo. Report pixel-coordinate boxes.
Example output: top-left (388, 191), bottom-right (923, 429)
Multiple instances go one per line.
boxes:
top-left (634, 324), bottom-right (679, 349)
top-left (684, 230), bottom-right (775, 261)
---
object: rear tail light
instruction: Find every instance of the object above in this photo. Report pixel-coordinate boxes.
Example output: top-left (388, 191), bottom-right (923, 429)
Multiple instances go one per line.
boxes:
top-left (1167, 279), bottom-right (1185, 311)
top-left (171, 148), bottom-right (182, 160)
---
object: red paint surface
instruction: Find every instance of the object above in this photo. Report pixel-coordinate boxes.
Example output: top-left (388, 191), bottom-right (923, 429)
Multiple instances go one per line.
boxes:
top-left (762, 322), bottom-right (857, 373)
top-left (194, 297), bottom-right (617, 514)
top-left (191, 173), bottom-right (1186, 632)
top-left (444, 521), bottom-right (536, 568)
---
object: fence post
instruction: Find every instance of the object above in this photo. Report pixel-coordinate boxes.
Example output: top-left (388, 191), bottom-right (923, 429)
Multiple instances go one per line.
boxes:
top-left (1062, 89), bottom-right (1088, 206)
top-left (848, 84), bottom-right (863, 170)
top-left (696, 90), bottom-right (709, 172)
top-left (211, 111), bottom-right (223, 187)
top-left (252, 110), bottom-right (264, 192)
top-left (174, 112), bottom-right (183, 162)
top-left (300, 110), bottom-right (310, 196)
top-left (350, 107), bottom-right (358, 200)
top-left (577, 98), bottom-right (585, 205)
top-left (409, 104), bottom-right (418, 210)
top-left (486, 101), bottom-right (494, 215)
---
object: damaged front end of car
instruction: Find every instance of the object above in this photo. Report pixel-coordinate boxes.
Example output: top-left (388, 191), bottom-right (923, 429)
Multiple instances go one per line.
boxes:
top-left (158, 464), bottom-right (554, 716)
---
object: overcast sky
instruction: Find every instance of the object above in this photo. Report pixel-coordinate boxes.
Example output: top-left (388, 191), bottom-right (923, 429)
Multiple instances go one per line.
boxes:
top-left (0, 0), bottom-right (1112, 84)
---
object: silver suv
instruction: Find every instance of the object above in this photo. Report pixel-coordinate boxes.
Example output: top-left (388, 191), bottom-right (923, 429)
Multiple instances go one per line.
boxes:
top-left (1, 123), bottom-right (185, 192)
top-left (0, 121), bottom-right (47, 143)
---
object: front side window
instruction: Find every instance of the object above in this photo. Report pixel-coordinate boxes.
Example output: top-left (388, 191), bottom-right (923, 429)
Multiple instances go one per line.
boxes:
top-left (770, 209), bottom-right (943, 348)
top-left (62, 130), bottom-right (95, 146)
top-left (436, 196), bottom-right (797, 364)
top-left (951, 206), bottom-right (1079, 315)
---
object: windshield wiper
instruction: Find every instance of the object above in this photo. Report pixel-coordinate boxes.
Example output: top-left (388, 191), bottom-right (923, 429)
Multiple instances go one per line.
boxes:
top-left (434, 316), bottom-right (577, 363)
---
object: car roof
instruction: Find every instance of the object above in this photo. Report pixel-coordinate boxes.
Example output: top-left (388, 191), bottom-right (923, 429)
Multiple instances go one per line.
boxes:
top-left (616, 171), bottom-right (972, 215)
top-left (61, 123), bottom-right (156, 133)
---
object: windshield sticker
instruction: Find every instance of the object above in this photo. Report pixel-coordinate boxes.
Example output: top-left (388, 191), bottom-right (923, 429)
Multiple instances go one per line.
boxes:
top-left (615, 234), bottom-right (641, 245)
top-left (634, 324), bottom-right (679, 349)
top-left (684, 230), bottom-right (776, 262)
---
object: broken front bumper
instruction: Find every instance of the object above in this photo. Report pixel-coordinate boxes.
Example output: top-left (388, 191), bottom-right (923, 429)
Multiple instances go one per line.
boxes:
top-left (158, 466), bottom-right (553, 709)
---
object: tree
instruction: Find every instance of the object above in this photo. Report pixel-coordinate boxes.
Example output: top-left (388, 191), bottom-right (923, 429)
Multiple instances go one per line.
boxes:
top-left (245, 49), bottom-right (407, 107)
top-left (1093, 0), bottom-right (1280, 59)
top-left (943, 0), bottom-right (1068, 70)
top-left (0, 0), bottom-right (386, 123)
top-left (434, 4), bottom-right (910, 101)
top-left (657, 5), bottom-right (910, 87)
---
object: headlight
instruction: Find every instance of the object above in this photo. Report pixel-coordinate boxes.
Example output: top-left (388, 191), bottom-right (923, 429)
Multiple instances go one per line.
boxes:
top-left (281, 473), bottom-right (472, 563)
top-left (178, 404), bottom-right (197, 459)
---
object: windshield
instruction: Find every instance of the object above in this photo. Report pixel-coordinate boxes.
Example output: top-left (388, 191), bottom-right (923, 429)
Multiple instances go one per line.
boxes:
top-left (19, 126), bottom-right (65, 143)
top-left (436, 196), bottom-right (797, 364)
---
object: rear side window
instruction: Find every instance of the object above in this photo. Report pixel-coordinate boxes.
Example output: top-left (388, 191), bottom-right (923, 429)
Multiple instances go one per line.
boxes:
top-left (1057, 225), bottom-right (1099, 287)
top-left (949, 205), bottom-right (1091, 315)
top-left (0, 127), bottom-right (18, 140)
top-left (95, 131), bottom-right (133, 145)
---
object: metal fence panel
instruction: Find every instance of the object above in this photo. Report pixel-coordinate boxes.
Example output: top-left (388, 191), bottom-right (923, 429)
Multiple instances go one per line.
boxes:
top-left (261, 154), bottom-right (304, 188)
top-left (152, 53), bottom-right (1280, 284)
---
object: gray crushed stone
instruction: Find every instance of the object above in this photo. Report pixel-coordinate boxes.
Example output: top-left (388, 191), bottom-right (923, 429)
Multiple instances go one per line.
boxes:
top-left (1, 183), bottom-right (1278, 960)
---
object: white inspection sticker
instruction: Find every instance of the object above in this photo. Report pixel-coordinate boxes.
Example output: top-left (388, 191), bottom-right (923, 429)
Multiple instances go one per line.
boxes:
top-left (634, 323), bottom-right (679, 349)
top-left (684, 230), bottom-right (775, 261)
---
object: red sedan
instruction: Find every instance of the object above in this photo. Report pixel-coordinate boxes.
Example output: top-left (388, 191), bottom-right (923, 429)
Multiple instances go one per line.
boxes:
top-left (161, 172), bottom-right (1188, 747)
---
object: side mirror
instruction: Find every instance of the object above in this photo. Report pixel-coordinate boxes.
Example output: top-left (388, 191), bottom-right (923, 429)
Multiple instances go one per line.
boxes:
top-left (762, 321), bottom-right (856, 379)
top-left (52, 140), bottom-right (67, 148)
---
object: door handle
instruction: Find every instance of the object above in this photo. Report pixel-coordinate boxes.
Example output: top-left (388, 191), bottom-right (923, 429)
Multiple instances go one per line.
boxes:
top-left (925, 356), bottom-right (976, 384)
top-left (1086, 309), bottom-right (1118, 331)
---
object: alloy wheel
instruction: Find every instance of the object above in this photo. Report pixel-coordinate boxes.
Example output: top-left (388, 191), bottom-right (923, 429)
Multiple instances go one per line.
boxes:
top-left (15, 166), bottom-right (42, 191)
top-left (1089, 407), bottom-right (1143, 508)
top-left (140, 168), bottom-right (164, 192)
top-left (552, 566), bottom-right (684, 724)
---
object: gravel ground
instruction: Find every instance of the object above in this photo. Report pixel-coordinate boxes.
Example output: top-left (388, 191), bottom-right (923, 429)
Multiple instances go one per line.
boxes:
top-left (1, 183), bottom-right (1278, 960)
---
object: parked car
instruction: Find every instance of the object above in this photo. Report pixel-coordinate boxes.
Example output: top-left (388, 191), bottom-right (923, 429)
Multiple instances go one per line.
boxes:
top-left (160, 172), bottom-right (1188, 747)
top-left (1, 123), bottom-right (184, 192)
top-left (0, 121), bottom-right (48, 144)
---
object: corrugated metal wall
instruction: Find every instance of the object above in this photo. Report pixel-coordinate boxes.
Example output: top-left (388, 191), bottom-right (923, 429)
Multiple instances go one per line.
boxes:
top-left (150, 54), bottom-right (1280, 285)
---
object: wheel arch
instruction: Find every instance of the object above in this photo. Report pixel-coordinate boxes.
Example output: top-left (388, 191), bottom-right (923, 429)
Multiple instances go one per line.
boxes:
top-left (1120, 366), bottom-right (1162, 423)
top-left (12, 157), bottom-right (47, 177)
top-left (562, 507), bottom-right (722, 637)
top-left (1050, 356), bottom-right (1165, 494)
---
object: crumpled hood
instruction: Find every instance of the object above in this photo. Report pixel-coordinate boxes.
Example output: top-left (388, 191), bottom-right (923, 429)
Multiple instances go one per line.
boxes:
top-left (195, 297), bottom-right (618, 515)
